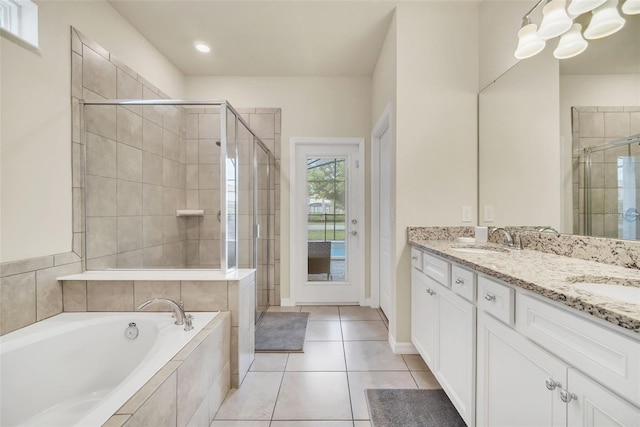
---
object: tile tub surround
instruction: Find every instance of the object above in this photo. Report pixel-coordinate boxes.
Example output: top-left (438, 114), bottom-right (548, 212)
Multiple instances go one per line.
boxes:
top-left (408, 226), bottom-right (640, 269)
top-left (104, 311), bottom-right (231, 427)
top-left (408, 232), bottom-right (640, 333)
top-left (59, 269), bottom-right (256, 387)
top-left (0, 253), bottom-right (82, 335)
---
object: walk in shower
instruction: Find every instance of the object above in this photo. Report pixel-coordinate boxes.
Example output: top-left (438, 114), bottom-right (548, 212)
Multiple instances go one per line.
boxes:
top-left (577, 134), bottom-right (640, 240)
top-left (80, 99), bottom-right (275, 318)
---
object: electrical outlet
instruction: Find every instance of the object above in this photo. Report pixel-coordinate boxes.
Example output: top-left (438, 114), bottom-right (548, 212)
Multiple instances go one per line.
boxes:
top-left (462, 206), bottom-right (472, 222)
top-left (484, 206), bottom-right (494, 222)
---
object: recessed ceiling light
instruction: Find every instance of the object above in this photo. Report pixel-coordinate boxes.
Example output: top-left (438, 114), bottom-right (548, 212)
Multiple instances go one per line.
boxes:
top-left (194, 42), bottom-right (211, 53)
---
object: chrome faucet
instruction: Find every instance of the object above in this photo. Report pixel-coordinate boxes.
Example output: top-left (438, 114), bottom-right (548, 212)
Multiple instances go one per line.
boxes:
top-left (538, 226), bottom-right (559, 234)
top-left (137, 298), bottom-right (193, 331)
top-left (490, 227), bottom-right (514, 247)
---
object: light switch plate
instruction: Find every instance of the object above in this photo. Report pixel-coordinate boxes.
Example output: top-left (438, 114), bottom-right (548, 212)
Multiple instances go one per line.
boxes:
top-left (462, 206), bottom-right (472, 222)
top-left (484, 205), bottom-right (494, 222)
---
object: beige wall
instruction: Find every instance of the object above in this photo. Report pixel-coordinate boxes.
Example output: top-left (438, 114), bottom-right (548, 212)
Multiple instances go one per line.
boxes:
top-left (1, 1), bottom-right (184, 263)
top-left (392, 2), bottom-right (479, 343)
top-left (185, 76), bottom-right (372, 302)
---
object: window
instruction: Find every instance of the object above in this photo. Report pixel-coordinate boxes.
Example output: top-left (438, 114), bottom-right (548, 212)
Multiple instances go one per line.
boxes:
top-left (0, 0), bottom-right (38, 49)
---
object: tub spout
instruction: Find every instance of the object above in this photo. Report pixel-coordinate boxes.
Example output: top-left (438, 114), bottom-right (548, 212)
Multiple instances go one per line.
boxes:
top-left (137, 298), bottom-right (193, 331)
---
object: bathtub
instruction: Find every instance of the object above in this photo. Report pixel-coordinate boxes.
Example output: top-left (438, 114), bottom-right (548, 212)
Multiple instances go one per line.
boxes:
top-left (0, 311), bottom-right (218, 426)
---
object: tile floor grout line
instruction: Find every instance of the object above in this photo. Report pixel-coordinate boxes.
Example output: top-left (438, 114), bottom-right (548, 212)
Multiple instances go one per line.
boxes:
top-left (268, 351), bottom-right (290, 423)
top-left (341, 317), bottom-right (357, 425)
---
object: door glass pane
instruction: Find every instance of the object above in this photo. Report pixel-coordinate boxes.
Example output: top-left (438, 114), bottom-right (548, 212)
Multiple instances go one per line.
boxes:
top-left (225, 109), bottom-right (238, 271)
top-left (306, 157), bottom-right (347, 282)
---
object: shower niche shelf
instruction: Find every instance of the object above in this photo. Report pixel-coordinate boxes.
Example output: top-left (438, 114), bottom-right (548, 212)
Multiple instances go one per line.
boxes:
top-left (176, 209), bottom-right (205, 217)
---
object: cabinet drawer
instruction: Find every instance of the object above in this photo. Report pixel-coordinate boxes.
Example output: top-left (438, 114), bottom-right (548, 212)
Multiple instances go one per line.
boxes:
top-left (516, 293), bottom-right (640, 406)
top-left (451, 265), bottom-right (476, 302)
top-left (411, 247), bottom-right (423, 271)
top-left (478, 276), bottom-right (514, 325)
top-left (422, 253), bottom-right (450, 287)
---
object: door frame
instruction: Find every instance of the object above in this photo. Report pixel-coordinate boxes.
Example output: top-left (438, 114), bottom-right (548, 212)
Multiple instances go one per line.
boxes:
top-left (370, 103), bottom-right (395, 312)
top-left (289, 137), bottom-right (366, 306)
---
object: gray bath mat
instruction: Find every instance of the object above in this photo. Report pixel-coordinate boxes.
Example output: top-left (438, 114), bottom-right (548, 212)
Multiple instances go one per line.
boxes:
top-left (365, 389), bottom-right (466, 427)
top-left (255, 312), bottom-right (309, 352)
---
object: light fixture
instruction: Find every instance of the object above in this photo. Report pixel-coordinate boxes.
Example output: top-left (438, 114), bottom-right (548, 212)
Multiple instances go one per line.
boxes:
top-left (538, 0), bottom-right (574, 39)
top-left (515, 17), bottom-right (547, 59)
top-left (584, 0), bottom-right (625, 39)
top-left (553, 23), bottom-right (589, 58)
top-left (622, 0), bottom-right (640, 14)
top-left (194, 41), bottom-right (211, 53)
top-left (567, 0), bottom-right (607, 15)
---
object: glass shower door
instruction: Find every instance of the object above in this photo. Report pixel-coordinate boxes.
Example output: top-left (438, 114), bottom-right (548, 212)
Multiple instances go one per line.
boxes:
top-left (255, 141), bottom-right (271, 319)
top-left (222, 105), bottom-right (238, 272)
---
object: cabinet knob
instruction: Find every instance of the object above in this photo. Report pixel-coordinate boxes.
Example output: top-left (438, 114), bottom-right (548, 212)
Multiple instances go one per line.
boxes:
top-left (426, 288), bottom-right (436, 296)
top-left (455, 278), bottom-right (464, 285)
top-left (545, 378), bottom-right (560, 390)
top-left (560, 389), bottom-right (577, 403)
top-left (412, 255), bottom-right (418, 261)
top-left (484, 293), bottom-right (496, 302)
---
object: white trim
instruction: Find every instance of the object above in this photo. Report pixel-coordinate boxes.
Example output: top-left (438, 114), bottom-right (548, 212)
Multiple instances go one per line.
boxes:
top-left (279, 298), bottom-right (294, 307)
top-left (289, 137), bottom-right (366, 306)
top-left (388, 334), bottom-right (418, 355)
top-left (370, 103), bottom-right (394, 314)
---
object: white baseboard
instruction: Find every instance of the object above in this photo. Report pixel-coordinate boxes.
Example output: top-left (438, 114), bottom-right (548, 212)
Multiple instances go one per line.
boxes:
top-left (365, 298), bottom-right (380, 308)
top-left (279, 298), bottom-right (294, 307)
top-left (389, 335), bottom-right (418, 354)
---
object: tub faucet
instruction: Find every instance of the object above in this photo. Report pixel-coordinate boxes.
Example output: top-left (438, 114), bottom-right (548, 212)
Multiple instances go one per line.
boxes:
top-left (490, 227), bottom-right (514, 247)
top-left (137, 298), bottom-right (193, 331)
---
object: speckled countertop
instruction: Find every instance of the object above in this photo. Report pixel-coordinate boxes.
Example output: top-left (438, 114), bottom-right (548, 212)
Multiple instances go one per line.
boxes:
top-left (409, 238), bottom-right (640, 334)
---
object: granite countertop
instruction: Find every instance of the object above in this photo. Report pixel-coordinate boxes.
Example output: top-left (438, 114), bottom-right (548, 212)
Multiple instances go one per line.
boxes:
top-left (409, 238), bottom-right (640, 334)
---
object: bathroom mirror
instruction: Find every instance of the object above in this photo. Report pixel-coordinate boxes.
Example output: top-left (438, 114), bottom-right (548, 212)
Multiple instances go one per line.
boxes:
top-left (479, 14), bottom-right (640, 239)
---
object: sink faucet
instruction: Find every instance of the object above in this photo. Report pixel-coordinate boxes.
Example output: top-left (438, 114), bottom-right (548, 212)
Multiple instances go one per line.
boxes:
top-left (137, 298), bottom-right (193, 331)
top-left (538, 226), bottom-right (559, 234)
top-left (490, 227), bottom-right (514, 247)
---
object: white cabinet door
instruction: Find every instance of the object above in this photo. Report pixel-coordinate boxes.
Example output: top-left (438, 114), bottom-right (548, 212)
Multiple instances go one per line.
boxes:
top-left (477, 312), bottom-right (567, 427)
top-left (436, 287), bottom-right (476, 426)
top-left (411, 268), bottom-right (437, 370)
top-left (567, 369), bottom-right (640, 427)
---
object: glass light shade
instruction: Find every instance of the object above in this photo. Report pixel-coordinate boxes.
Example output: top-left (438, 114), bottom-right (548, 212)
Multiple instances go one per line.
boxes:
top-left (554, 23), bottom-right (589, 58)
top-left (584, 0), bottom-right (626, 39)
top-left (567, 0), bottom-right (607, 15)
top-left (622, 0), bottom-right (640, 14)
top-left (538, 0), bottom-right (574, 39)
top-left (515, 23), bottom-right (547, 59)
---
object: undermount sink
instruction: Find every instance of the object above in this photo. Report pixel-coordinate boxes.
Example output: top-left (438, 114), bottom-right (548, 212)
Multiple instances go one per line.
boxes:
top-left (572, 283), bottom-right (640, 304)
top-left (450, 246), bottom-right (508, 255)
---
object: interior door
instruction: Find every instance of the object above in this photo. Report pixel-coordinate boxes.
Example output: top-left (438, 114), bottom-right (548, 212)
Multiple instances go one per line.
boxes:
top-left (379, 127), bottom-right (392, 316)
top-left (293, 139), bottom-right (363, 304)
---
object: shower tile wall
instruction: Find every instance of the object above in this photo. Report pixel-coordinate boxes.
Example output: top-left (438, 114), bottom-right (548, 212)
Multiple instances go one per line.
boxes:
top-left (572, 106), bottom-right (640, 238)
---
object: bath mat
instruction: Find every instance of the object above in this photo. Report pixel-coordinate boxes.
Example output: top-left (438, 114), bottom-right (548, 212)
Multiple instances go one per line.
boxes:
top-left (255, 312), bottom-right (309, 352)
top-left (365, 389), bottom-right (466, 427)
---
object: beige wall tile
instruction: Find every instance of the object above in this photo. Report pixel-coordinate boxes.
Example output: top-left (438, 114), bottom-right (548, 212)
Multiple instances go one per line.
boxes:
top-left (249, 114), bottom-right (275, 139)
top-left (177, 336), bottom-right (215, 426)
top-left (198, 240), bottom-right (220, 268)
top-left (63, 281), bottom-right (87, 311)
top-left (199, 215), bottom-right (220, 240)
top-left (123, 372), bottom-right (177, 427)
top-left (118, 250), bottom-right (144, 268)
top-left (199, 139), bottom-right (220, 165)
top-left (117, 143), bottom-right (143, 182)
top-left (72, 51), bottom-right (83, 99)
top-left (72, 142), bottom-right (84, 189)
top-left (164, 241), bottom-right (186, 267)
top-left (198, 165), bottom-right (219, 190)
top-left (118, 217), bottom-right (143, 253)
top-left (87, 281), bottom-right (134, 311)
top-left (36, 262), bottom-right (81, 321)
top-left (143, 216), bottom-right (164, 247)
top-left (1, 256), bottom-right (53, 278)
top-left (181, 281), bottom-right (228, 311)
top-left (186, 165), bottom-right (199, 190)
top-left (103, 415), bottom-right (131, 427)
top-left (163, 130), bottom-right (180, 162)
top-left (119, 361), bottom-right (180, 415)
top-left (116, 68), bottom-right (143, 100)
top-left (0, 272), bottom-right (36, 334)
top-left (185, 396), bottom-right (209, 427)
top-left (163, 159), bottom-right (181, 188)
top-left (86, 133), bottom-right (117, 178)
top-left (117, 107), bottom-right (143, 149)
top-left (163, 187), bottom-right (181, 215)
top-left (604, 112), bottom-right (630, 138)
top-left (143, 152), bottom-right (163, 186)
top-left (198, 190), bottom-right (219, 215)
top-left (86, 217), bottom-right (118, 259)
top-left (579, 112), bottom-right (605, 138)
top-left (143, 184), bottom-right (163, 215)
top-left (198, 114), bottom-right (221, 139)
top-left (134, 281), bottom-right (181, 310)
top-left (163, 216), bottom-right (182, 244)
top-left (85, 105), bottom-right (117, 140)
top-left (143, 119), bottom-right (163, 156)
top-left (143, 246), bottom-right (165, 267)
top-left (117, 180), bottom-right (143, 216)
top-left (54, 252), bottom-right (81, 266)
top-left (86, 175), bottom-right (117, 217)
top-left (83, 45), bottom-right (116, 99)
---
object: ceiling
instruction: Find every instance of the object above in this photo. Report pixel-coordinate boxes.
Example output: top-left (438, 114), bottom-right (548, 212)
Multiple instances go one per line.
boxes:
top-left (109, 1), bottom-right (398, 77)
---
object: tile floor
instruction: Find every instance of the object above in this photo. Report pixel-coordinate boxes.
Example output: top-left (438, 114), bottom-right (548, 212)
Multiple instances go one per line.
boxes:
top-left (211, 306), bottom-right (442, 427)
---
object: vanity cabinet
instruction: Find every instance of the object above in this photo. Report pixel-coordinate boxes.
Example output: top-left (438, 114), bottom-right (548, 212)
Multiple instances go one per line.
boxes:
top-left (411, 254), bottom-right (476, 426)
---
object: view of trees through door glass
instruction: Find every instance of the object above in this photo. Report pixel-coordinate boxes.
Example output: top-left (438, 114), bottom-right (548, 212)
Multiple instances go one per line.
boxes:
top-left (306, 158), bottom-right (347, 282)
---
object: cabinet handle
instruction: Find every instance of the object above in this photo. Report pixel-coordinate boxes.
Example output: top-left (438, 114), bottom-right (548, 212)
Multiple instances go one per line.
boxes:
top-left (426, 288), bottom-right (436, 296)
top-left (484, 293), bottom-right (496, 302)
top-left (455, 278), bottom-right (464, 285)
top-left (560, 389), bottom-right (577, 403)
top-left (545, 378), bottom-right (560, 390)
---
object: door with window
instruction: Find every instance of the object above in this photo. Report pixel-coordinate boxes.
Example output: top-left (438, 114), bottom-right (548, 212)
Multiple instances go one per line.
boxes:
top-left (291, 138), bottom-right (364, 304)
